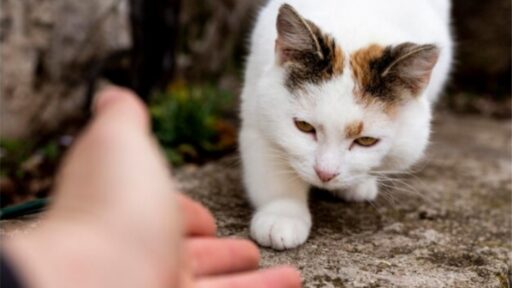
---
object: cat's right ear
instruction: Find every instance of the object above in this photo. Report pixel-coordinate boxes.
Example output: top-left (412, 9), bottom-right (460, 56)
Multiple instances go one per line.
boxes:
top-left (275, 4), bottom-right (324, 65)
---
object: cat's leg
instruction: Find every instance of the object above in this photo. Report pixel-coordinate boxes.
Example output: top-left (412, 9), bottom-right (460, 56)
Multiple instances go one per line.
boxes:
top-left (240, 128), bottom-right (311, 250)
top-left (340, 177), bottom-right (378, 202)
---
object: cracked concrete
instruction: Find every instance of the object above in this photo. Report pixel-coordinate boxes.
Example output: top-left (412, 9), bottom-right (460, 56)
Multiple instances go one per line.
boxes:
top-left (1, 112), bottom-right (511, 287)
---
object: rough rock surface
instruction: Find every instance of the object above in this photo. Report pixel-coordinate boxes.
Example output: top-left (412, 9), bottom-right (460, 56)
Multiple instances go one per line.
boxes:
top-left (1, 112), bottom-right (511, 287)
top-left (0, 0), bottom-right (130, 138)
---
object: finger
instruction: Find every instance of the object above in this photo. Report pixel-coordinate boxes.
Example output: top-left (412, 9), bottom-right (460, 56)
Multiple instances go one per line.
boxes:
top-left (177, 194), bottom-right (216, 236)
top-left (186, 238), bottom-right (259, 276)
top-left (92, 85), bottom-right (149, 132)
top-left (195, 266), bottom-right (302, 288)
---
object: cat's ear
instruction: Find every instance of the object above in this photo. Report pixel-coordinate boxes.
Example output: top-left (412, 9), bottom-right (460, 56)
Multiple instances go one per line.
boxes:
top-left (275, 4), bottom-right (324, 65)
top-left (381, 43), bottom-right (440, 95)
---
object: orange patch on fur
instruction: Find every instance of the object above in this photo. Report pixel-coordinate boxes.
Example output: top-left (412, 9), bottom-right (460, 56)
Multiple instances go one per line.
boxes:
top-left (349, 44), bottom-right (399, 114)
top-left (331, 42), bottom-right (345, 75)
top-left (345, 121), bottom-right (364, 138)
top-left (350, 44), bottom-right (385, 89)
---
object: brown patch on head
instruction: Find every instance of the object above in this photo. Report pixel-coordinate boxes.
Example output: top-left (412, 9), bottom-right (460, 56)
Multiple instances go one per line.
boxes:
top-left (350, 43), bottom-right (440, 111)
top-left (350, 44), bottom-right (385, 92)
top-left (276, 4), bottom-right (345, 91)
top-left (331, 43), bottom-right (345, 75)
top-left (345, 121), bottom-right (364, 138)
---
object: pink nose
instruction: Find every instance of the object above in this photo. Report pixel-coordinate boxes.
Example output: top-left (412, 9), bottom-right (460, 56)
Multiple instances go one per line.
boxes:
top-left (314, 167), bottom-right (338, 183)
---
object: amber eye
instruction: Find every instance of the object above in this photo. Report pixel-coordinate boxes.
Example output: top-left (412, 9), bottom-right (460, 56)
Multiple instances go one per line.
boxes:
top-left (294, 120), bottom-right (316, 134)
top-left (354, 137), bottom-right (379, 147)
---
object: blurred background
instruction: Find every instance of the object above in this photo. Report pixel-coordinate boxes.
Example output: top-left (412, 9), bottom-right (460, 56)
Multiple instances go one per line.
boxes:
top-left (0, 0), bottom-right (510, 208)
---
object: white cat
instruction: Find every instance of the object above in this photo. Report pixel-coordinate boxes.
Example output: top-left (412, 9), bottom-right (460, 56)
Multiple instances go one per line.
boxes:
top-left (239, 0), bottom-right (453, 250)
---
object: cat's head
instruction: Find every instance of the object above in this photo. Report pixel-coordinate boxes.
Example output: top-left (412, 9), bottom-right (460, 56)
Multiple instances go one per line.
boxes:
top-left (271, 4), bottom-right (439, 189)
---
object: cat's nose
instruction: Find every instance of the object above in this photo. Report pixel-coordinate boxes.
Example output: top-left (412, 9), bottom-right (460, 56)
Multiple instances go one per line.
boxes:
top-left (314, 167), bottom-right (339, 183)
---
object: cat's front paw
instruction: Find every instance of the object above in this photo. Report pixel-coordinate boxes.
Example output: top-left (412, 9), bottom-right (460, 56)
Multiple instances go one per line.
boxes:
top-left (341, 178), bottom-right (378, 202)
top-left (250, 210), bottom-right (311, 250)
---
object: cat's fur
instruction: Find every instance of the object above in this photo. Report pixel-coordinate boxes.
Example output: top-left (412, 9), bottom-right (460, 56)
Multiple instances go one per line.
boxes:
top-left (240, 0), bottom-right (453, 250)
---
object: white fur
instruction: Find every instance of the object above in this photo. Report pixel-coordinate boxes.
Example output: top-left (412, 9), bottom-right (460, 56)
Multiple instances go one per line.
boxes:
top-left (240, 0), bottom-right (453, 250)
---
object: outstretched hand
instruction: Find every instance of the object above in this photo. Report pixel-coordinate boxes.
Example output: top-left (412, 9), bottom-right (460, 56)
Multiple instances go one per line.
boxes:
top-left (3, 87), bottom-right (301, 288)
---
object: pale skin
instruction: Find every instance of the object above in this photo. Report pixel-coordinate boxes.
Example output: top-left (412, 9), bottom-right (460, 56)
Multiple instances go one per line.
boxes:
top-left (2, 87), bottom-right (302, 288)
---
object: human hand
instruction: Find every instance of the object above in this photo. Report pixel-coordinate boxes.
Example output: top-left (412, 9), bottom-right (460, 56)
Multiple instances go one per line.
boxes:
top-left (3, 87), bottom-right (301, 288)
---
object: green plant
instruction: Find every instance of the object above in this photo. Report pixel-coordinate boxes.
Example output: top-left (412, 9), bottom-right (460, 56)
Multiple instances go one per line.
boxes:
top-left (0, 140), bottom-right (33, 177)
top-left (149, 82), bottom-right (237, 165)
top-left (0, 138), bottom-right (63, 177)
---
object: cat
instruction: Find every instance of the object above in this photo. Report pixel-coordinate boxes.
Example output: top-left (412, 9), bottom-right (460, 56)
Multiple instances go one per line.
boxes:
top-left (239, 0), bottom-right (453, 250)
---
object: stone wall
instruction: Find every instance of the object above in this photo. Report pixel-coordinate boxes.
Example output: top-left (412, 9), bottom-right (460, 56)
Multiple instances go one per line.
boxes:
top-left (0, 0), bottom-right (130, 138)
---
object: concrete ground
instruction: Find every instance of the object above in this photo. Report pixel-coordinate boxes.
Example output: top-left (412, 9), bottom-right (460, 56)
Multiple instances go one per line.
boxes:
top-left (2, 112), bottom-right (511, 287)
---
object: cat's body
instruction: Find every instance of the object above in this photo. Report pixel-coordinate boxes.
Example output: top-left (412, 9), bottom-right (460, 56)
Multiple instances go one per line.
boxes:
top-left (240, 0), bottom-right (453, 250)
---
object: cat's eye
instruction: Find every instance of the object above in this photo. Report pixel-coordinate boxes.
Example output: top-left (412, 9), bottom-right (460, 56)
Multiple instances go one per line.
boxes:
top-left (354, 137), bottom-right (379, 147)
top-left (294, 120), bottom-right (315, 134)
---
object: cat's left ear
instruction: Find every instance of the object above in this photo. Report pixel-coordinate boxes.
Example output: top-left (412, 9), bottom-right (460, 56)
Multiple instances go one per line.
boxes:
top-left (380, 43), bottom-right (440, 96)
